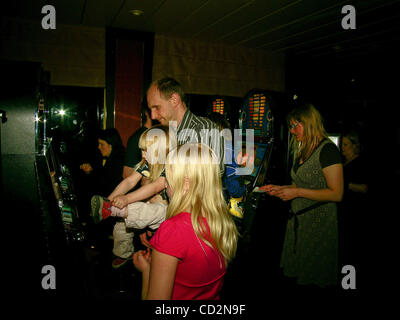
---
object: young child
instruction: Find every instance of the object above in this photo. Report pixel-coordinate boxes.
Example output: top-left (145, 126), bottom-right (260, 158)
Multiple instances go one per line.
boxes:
top-left (91, 125), bottom-right (175, 268)
top-left (206, 112), bottom-right (246, 219)
top-left (133, 143), bottom-right (238, 300)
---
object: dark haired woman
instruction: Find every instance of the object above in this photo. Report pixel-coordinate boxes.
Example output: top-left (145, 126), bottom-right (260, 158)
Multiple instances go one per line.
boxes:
top-left (80, 128), bottom-right (125, 197)
top-left (339, 130), bottom-right (368, 268)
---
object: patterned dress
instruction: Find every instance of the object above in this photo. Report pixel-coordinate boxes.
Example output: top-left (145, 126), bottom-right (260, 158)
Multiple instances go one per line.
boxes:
top-left (280, 139), bottom-right (339, 287)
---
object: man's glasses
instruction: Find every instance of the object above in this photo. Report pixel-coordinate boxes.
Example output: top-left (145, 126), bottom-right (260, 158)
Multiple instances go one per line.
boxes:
top-left (289, 122), bottom-right (300, 130)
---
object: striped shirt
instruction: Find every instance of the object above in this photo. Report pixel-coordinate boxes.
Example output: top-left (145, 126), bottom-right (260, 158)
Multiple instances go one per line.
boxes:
top-left (176, 110), bottom-right (225, 176)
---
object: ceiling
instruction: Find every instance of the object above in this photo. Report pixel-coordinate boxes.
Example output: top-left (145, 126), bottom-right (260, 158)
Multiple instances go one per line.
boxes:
top-left (4, 0), bottom-right (400, 65)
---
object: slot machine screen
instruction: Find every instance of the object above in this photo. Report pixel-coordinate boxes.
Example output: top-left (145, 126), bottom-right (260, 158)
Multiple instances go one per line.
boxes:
top-left (44, 140), bottom-right (63, 200)
top-left (234, 141), bottom-right (272, 189)
top-left (248, 94), bottom-right (266, 137)
top-left (253, 143), bottom-right (273, 188)
top-left (241, 91), bottom-right (273, 139)
top-left (212, 98), bottom-right (225, 115)
top-left (45, 140), bottom-right (58, 175)
top-left (205, 95), bottom-right (238, 126)
top-left (235, 141), bottom-right (268, 175)
top-left (248, 143), bottom-right (268, 178)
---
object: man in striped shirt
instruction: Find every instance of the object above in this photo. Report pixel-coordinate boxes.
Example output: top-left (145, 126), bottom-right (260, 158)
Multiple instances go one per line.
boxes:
top-left (147, 77), bottom-right (225, 176)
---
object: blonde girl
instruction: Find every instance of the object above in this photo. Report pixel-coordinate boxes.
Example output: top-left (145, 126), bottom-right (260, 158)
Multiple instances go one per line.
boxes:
top-left (133, 143), bottom-right (238, 300)
top-left (107, 124), bottom-right (173, 207)
top-left (91, 125), bottom-right (175, 267)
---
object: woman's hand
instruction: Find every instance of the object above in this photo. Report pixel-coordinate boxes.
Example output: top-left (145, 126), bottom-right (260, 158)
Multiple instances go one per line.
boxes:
top-left (112, 195), bottom-right (128, 208)
top-left (133, 249), bottom-right (151, 273)
top-left (260, 184), bottom-right (283, 195)
top-left (79, 163), bottom-right (93, 173)
top-left (260, 184), bottom-right (298, 201)
top-left (273, 187), bottom-right (298, 201)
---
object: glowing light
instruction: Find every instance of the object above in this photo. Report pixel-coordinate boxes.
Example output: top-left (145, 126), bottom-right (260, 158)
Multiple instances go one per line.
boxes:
top-left (129, 9), bottom-right (144, 16)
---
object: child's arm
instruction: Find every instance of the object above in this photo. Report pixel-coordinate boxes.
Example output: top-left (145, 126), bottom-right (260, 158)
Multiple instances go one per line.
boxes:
top-left (112, 176), bottom-right (166, 208)
top-left (108, 170), bottom-right (142, 201)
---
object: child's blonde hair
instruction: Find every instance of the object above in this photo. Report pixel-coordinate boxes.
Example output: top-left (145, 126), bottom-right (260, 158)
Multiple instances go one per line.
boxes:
top-left (138, 125), bottom-right (176, 182)
top-left (165, 143), bottom-right (238, 264)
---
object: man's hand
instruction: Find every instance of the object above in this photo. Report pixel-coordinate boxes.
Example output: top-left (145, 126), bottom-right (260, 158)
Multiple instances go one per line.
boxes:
top-left (79, 163), bottom-right (93, 173)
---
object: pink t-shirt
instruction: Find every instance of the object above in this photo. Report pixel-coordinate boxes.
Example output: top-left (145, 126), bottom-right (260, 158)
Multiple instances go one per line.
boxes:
top-left (149, 212), bottom-right (226, 300)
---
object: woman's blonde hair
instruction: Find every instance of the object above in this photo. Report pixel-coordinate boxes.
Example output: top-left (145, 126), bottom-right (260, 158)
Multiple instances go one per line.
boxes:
top-left (287, 103), bottom-right (328, 162)
top-left (138, 125), bottom-right (176, 181)
top-left (165, 143), bottom-right (238, 264)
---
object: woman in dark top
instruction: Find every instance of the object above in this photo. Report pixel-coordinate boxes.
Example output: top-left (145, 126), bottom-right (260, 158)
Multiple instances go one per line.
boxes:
top-left (262, 103), bottom-right (343, 288)
top-left (80, 128), bottom-right (125, 197)
top-left (339, 130), bottom-right (368, 266)
top-left (341, 131), bottom-right (368, 196)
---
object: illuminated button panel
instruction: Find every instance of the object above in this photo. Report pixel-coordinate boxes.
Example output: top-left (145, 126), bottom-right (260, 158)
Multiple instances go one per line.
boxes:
top-left (212, 98), bottom-right (225, 115)
top-left (248, 94), bottom-right (266, 136)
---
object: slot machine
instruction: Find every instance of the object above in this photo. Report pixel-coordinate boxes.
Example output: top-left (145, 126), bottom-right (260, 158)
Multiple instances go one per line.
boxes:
top-left (36, 86), bottom-right (89, 296)
top-left (211, 97), bottom-right (226, 115)
top-left (206, 95), bottom-right (233, 123)
top-left (1, 60), bottom-right (86, 295)
top-left (236, 89), bottom-right (277, 241)
top-left (36, 138), bottom-right (86, 245)
top-left (34, 75), bottom-right (86, 247)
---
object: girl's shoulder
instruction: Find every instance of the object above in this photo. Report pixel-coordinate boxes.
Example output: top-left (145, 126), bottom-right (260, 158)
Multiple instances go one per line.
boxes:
top-left (150, 212), bottom-right (192, 258)
top-left (160, 212), bottom-right (193, 234)
top-left (151, 212), bottom-right (193, 253)
top-left (167, 212), bottom-right (191, 224)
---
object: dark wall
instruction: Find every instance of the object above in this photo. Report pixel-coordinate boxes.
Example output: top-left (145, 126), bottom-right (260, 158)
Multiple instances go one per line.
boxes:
top-left (286, 49), bottom-right (400, 157)
top-left (285, 48), bottom-right (400, 242)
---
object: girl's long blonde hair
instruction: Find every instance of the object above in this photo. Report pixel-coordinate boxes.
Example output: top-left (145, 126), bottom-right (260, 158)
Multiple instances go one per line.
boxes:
top-left (138, 125), bottom-right (176, 182)
top-left (287, 103), bottom-right (328, 162)
top-left (165, 143), bottom-right (238, 264)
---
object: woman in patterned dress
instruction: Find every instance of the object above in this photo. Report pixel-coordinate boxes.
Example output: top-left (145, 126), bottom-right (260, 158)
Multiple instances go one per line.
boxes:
top-left (262, 103), bottom-right (343, 288)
